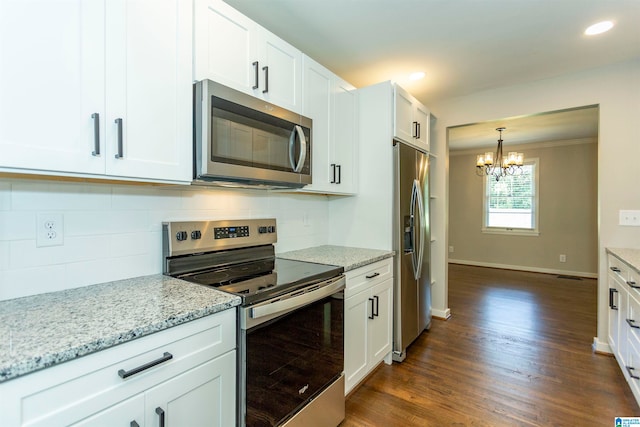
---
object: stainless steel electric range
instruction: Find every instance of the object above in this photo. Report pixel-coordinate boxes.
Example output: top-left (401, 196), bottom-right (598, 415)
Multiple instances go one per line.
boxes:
top-left (162, 219), bottom-right (345, 427)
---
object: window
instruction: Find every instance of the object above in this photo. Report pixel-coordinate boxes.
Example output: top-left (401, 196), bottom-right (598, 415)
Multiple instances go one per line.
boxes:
top-left (483, 159), bottom-right (539, 235)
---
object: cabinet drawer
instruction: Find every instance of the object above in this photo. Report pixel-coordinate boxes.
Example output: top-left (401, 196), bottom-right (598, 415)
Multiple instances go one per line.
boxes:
top-left (345, 258), bottom-right (393, 298)
top-left (16, 310), bottom-right (236, 426)
top-left (609, 255), bottom-right (630, 282)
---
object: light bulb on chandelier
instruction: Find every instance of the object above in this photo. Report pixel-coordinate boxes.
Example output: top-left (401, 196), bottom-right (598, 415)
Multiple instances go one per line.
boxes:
top-left (476, 127), bottom-right (524, 181)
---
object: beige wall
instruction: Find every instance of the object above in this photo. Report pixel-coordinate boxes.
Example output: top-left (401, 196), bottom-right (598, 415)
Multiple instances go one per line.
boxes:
top-left (429, 58), bottom-right (640, 349)
top-left (449, 140), bottom-right (598, 276)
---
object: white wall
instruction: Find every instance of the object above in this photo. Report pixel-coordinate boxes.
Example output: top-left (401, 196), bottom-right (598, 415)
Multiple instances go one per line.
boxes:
top-left (430, 58), bottom-right (640, 350)
top-left (0, 179), bottom-right (329, 301)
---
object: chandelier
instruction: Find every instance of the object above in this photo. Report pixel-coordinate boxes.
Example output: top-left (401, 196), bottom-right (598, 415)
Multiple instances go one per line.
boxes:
top-left (476, 127), bottom-right (524, 181)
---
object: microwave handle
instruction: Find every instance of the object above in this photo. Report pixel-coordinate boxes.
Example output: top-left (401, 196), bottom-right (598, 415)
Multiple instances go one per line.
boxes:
top-left (288, 125), bottom-right (307, 173)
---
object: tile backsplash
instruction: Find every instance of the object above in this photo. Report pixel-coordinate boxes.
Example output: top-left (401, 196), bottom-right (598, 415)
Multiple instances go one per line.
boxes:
top-left (0, 179), bottom-right (329, 301)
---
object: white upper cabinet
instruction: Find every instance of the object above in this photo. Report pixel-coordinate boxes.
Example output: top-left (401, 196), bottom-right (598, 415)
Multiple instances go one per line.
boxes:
top-left (0, 0), bottom-right (193, 183)
top-left (194, 0), bottom-right (302, 113)
top-left (301, 56), bottom-right (358, 194)
top-left (0, 0), bottom-right (106, 176)
top-left (104, 0), bottom-right (193, 182)
top-left (394, 84), bottom-right (430, 152)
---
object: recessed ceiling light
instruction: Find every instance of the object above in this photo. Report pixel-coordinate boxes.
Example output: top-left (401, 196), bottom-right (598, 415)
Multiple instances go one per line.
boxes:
top-left (584, 20), bottom-right (614, 35)
top-left (409, 71), bottom-right (425, 81)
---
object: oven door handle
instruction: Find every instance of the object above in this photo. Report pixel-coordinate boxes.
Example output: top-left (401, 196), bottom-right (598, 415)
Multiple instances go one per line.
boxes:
top-left (250, 276), bottom-right (345, 321)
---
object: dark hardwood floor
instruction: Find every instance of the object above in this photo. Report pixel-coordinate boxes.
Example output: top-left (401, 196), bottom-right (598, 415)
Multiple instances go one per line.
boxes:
top-left (341, 264), bottom-right (640, 426)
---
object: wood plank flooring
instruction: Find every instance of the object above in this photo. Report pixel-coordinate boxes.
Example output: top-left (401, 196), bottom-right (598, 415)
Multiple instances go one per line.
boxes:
top-left (340, 264), bottom-right (640, 426)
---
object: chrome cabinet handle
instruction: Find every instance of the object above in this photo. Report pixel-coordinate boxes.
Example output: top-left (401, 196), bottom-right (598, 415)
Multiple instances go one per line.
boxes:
top-left (91, 113), bottom-right (100, 156)
top-left (155, 407), bottom-right (165, 427)
top-left (114, 118), bottom-right (124, 159)
top-left (609, 288), bottom-right (619, 310)
top-left (626, 319), bottom-right (640, 329)
top-left (118, 352), bottom-right (173, 379)
top-left (627, 366), bottom-right (640, 380)
top-left (252, 61), bottom-right (259, 89)
top-left (416, 122), bottom-right (421, 139)
top-left (262, 65), bottom-right (269, 93)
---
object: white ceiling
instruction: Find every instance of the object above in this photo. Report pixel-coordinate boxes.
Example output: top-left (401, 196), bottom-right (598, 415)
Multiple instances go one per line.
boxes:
top-left (223, 0), bottom-right (639, 148)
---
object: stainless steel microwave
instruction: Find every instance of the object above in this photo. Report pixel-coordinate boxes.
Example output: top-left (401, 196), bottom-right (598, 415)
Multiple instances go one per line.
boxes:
top-left (193, 80), bottom-right (312, 189)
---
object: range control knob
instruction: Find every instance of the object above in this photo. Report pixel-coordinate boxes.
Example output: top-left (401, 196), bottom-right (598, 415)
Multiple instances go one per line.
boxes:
top-left (191, 230), bottom-right (202, 240)
top-left (176, 231), bottom-right (188, 241)
top-left (267, 226), bottom-right (275, 233)
top-left (258, 226), bottom-right (267, 234)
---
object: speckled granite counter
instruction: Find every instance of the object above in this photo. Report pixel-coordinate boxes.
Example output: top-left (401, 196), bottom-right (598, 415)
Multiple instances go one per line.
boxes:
top-left (0, 275), bottom-right (240, 383)
top-left (278, 245), bottom-right (394, 271)
top-left (607, 248), bottom-right (640, 273)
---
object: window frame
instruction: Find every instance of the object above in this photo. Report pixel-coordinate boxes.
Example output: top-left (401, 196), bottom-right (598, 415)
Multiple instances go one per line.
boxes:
top-left (481, 157), bottom-right (539, 236)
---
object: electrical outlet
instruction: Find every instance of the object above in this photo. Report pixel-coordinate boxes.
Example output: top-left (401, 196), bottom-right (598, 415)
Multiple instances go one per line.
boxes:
top-left (559, 254), bottom-right (566, 263)
top-left (449, 246), bottom-right (454, 253)
top-left (36, 213), bottom-right (64, 247)
top-left (620, 210), bottom-right (640, 226)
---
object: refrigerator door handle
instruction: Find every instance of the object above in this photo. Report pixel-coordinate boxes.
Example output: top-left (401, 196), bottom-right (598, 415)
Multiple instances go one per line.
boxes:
top-left (414, 179), bottom-right (425, 280)
top-left (410, 179), bottom-right (421, 280)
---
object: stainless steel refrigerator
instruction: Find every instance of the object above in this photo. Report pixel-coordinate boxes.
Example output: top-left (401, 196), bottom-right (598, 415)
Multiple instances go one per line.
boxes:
top-left (392, 140), bottom-right (431, 362)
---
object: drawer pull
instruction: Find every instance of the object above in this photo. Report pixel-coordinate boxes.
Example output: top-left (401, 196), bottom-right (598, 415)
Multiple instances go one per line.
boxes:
top-left (366, 272), bottom-right (380, 279)
top-left (118, 352), bottom-right (173, 379)
top-left (627, 366), bottom-right (640, 380)
top-left (626, 319), bottom-right (640, 329)
top-left (628, 281), bottom-right (640, 289)
top-left (131, 422), bottom-right (140, 427)
top-left (611, 266), bottom-right (621, 273)
top-left (156, 407), bottom-right (165, 427)
top-left (368, 298), bottom-right (375, 319)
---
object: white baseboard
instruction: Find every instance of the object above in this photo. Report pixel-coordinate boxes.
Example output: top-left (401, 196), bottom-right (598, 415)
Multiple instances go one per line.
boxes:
top-left (593, 337), bottom-right (612, 354)
top-left (432, 308), bottom-right (451, 320)
top-left (448, 259), bottom-right (598, 279)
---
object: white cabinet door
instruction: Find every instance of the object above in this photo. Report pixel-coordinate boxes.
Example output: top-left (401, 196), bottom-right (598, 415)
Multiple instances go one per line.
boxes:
top-left (415, 102), bottom-right (430, 152)
top-left (194, 0), bottom-right (301, 113)
top-left (302, 56), bottom-right (332, 193)
top-left (301, 56), bottom-right (357, 195)
top-left (344, 289), bottom-right (370, 394)
top-left (105, 0), bottom-right (192, 182)
top-left (257, 29), bottom-right (302, 112)
top-left (70, 394), bottom-right (144, 427)
top-left (0, 0), bottom-right (106, 175)
top-left (146, 351), bottom-right (236, 427)
top-left (193, 0), bottom-right (256, 90)
top-left (619, 283), bottom-right (630, 369)
top-left (393, 85), bottom-right (414, 145)
top-left (609, 276), bottom-right (621, 354)
top-left (332, 78), bottom-right (358, 194)
top-left (369, 278), bottom-right (393, 363)
top-left (393, 84), bottom-right (430, 153)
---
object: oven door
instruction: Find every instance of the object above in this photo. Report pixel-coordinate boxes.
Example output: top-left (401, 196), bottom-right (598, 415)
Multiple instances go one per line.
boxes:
top-left (239, 276), bottom-right (345, 427)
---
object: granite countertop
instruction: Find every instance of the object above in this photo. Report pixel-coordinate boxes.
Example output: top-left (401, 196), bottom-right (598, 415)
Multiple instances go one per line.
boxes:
top-left (607, 248), bottom-right (640, 274)
top-left (0, 275), bottom-right (240, 383)
top-left (278, 245), bottom-right (394, 271)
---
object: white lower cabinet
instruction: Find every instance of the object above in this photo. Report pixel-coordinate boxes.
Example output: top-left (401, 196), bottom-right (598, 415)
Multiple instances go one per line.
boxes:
top-left (344, 258), bottom-right (393, 394)
top-left (0, 310), bottom-right (236, 427)
top-left (607, 252), bottom-right (640, 405)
